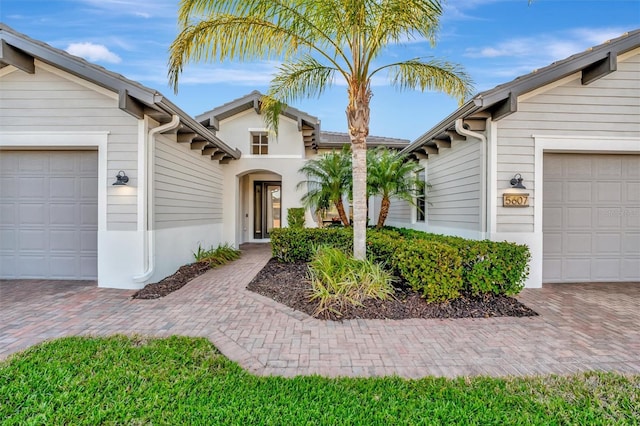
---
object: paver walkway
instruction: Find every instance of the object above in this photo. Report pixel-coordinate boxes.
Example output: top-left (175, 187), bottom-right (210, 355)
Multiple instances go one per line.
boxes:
top-left (1, 243), bottom-right (639, 378)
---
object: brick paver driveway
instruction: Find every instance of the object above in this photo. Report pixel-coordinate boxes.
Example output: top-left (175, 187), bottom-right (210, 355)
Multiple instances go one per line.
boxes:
top-left (1, 243), bottom-right (639, 378)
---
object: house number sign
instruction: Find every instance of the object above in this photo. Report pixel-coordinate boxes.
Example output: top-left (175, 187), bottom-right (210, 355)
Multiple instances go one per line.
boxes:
top-left (503, 193), bottom-right (529, 207)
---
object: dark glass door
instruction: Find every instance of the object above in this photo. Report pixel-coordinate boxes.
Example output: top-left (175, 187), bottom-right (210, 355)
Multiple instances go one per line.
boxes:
top-left (253, 181), bottom-right (281, 239)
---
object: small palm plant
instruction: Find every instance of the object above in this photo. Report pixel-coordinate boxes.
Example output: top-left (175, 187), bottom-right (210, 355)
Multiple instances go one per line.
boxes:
top-left (367, 148), bottom-right (426, 229)
top-left (297, 147), bottom-right (352, 227)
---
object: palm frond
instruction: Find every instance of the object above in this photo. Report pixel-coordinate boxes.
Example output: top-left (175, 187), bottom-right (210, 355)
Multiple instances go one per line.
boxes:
top-left (374, 58), bottom-right (474, 104)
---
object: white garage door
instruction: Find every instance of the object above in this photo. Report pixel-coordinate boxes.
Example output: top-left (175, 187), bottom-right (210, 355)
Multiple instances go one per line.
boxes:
top-left (0, 151), bottom-right (98, 279)
top-left (543, 153), bottom-right (640, 283)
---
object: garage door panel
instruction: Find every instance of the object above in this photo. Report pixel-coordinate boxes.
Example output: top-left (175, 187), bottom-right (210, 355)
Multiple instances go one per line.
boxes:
top-left (596, 208), bottom-right (621, 227)
top-left (50, 256), bottom-right (78, 278)
top-left (566, 158), bottom-right (592, 177)
top-left (564, 259), bottom-right (592, 281)
top-left (80, 257), bottom-right (97, 278)
top-left (543, 207), bottom-right (563, 228)
top-left (626, 212), bottom-right (640, 228)
top-left (627, 183), bottom-right (640, 201)
top-left (0, 229), bottom-right (16, 249)
top-left (596, 157), bottom-right (622, 177)
top-left (594, 233), bottom-right (621, 254)
top-left (16, 255), bottom-right (47, 277)
top-left (626, 161), bottom-right (640, 177)
top-left (50, 203), bottom-right (78, 225)
top-left (80, 230), bottom-right (97, 251)
top-left (19, 155), bottom-right (47, 172)
top-left (0, 255), bottom-right (16, 275)
top-left (0, 178), bottom-right (17, 197)
top-left (50, 230), bottom-right (79, 250)
top-left (0, 151), bottom-right (97, 280)
top-left (566, 207), bottom-right (592, 228)
top-left (19, 203), bottom-right (46, 224)
top-left (19, 178), bottom-right (46, 197)
top-left (50, 178), bottom-right (77, 197)
top-left (0, 204), bottom-right (16, 224)
top-left (622, 233), bottom-right (640, 253)
top-left (81, 178), bottom-right (98, 198)
top-left (622, 259), bottom-right (640, 279)
top-left (565, 233), bottom-right (592, 254)
top-left (543, 259), bottom-right (562, 281)
top-left (543, 233), bottom-right (562, 254)
top-left (19, 230), bottom-right (47, 250)
top-left (596, 182), bottom-right (622, 202)
top-left (567, 182), bottom-right (592, 202)
top-left (50, 155), bottom-right (77, 172)
top-left (80, 204), bottom-right (98, 225)
top-left (543, 153), bottom-right (640, 283)
top-left (592, 258), bottom-right (622, 280)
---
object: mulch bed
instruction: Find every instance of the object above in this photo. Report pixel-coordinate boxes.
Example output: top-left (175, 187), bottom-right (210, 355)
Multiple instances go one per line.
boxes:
top-left (247, 258), bottom-right (538, 321)
top-left (132, 262), bottom-right (211, 299)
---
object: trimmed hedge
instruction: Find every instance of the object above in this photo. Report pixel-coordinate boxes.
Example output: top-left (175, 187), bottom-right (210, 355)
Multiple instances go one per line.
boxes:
top-left (271, 226), bottom-right (531, 300)
top-left (393, 239), bottom-right (463, 302)
top-left (385, 227), bottom-right (530, 296)
top-left (270, 228), bottom-right (352, 262)
top-left (287, 208), bottom-right (306, 229)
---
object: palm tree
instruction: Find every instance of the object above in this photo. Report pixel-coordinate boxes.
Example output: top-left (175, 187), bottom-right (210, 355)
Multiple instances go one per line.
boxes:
top-left (297, 148), bottom-right (352, 227)
top-left (367, 148), bottom-right (425, 229)
top-left (169, 0), bottom-right (472, 259)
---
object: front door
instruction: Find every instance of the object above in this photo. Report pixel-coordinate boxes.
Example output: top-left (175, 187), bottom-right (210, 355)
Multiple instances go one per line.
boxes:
top-left (254, 181), bottom-right (281, 239)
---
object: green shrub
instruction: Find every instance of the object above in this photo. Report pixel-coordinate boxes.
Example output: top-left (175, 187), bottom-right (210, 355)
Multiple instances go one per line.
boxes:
top-left (308, 246), bottom-right (394, 318)
top-left (270, 227), bottom-right (352, 262)
top-left (458, 240), bottom-right (530, 296)
top-left (193, 243), bottom-right (241, 267)
top-left (287, 208), bottom-right (306, 229)
top-left (392, 239), bottom-right (464, 302)
top-left (271, 226), bottom-right (530, 300)
top-left (382, 227), bottom-right (530, 296)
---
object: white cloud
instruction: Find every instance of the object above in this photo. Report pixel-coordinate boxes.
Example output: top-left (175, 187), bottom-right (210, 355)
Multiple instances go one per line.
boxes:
top-left (66, 42), bottom-right (122, 63)
top-left (75, 0), bottom-right (175, 18)
top-left (464, 27), bottom-right (629, 61)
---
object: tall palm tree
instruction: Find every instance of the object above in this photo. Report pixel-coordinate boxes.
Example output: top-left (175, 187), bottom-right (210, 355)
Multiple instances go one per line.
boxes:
top-left (297, 148), bottom-right (352, 227)
top-left (367, 148), bottom-right (425, 229)
top-left (169, 0), bottom-right (472, 259)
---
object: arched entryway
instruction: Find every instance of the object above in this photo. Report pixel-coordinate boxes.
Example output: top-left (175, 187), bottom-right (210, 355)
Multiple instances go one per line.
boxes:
top-left (237, 170), bottom-right (282, 243)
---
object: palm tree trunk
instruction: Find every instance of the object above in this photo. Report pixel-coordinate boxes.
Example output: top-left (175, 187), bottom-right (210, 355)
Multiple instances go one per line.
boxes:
top-left (347, 82), bottom-right (371, 260)
top-left (376, 196), bottom-right (390, 230)
top-left (335, 198), bottom-right (350, 227)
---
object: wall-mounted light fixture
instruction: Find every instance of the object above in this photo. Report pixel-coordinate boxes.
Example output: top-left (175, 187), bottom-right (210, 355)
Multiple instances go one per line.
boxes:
top-left (509, 173), bottom-right (526, 189)
top-left (113, 170), bottom-right (129, 186)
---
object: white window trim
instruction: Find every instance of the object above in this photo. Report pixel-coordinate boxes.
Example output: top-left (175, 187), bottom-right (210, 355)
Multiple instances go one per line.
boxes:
top-left (250, 129), bottom-right (269, 156)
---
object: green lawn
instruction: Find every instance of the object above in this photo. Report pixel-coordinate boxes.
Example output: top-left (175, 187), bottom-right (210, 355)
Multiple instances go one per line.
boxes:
top-left (1, 336), bottom-right (638, 425)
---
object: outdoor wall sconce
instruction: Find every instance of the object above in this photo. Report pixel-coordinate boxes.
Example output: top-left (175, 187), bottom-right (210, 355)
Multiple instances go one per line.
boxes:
top-left (509, 173), bottom-right (526, 189)
top-left (504, 173), bottom-right (529, 207)
top-left (113, 170), bottom-right (129, 186)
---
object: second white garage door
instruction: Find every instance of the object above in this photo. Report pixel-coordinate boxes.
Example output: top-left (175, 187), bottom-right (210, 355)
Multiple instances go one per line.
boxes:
top-left (543, 153), bottom-right (640, 283)
top-left (0, 150), bottom-right (98, 280)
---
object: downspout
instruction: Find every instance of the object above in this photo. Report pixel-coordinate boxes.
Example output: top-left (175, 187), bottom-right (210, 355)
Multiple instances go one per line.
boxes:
top-left (133, 114), bottom-right (181, 282)
top-left (455, 119), bottom-right (488, 239)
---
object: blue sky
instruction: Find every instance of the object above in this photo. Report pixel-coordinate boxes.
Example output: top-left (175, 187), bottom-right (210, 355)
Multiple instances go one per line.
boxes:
top-left (1, 0), bottom-right (638, 140)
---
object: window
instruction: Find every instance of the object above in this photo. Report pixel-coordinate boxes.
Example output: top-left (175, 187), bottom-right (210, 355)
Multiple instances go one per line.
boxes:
top-left (415, 169), bottom-right (426, 222)
top-left (251, 132), bottom-right (268, 155)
